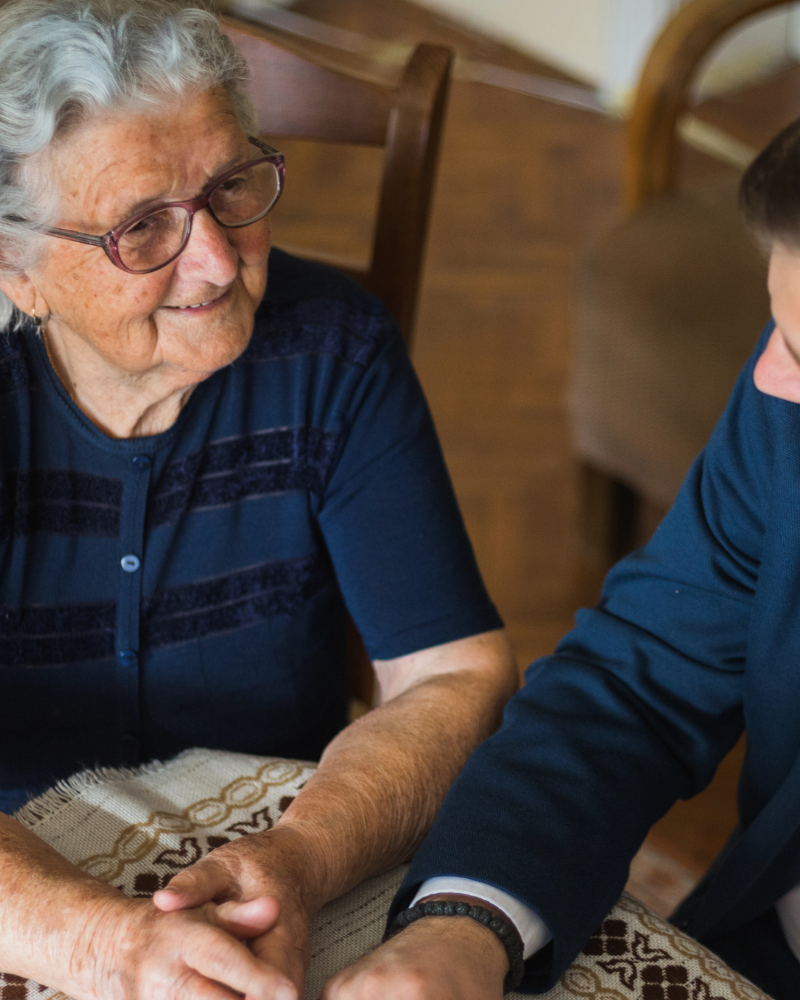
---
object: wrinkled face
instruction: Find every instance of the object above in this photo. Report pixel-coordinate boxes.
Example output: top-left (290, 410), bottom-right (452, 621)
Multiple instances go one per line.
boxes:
top-left (754, 244), bottom-right (800, 402)
top-left (21, 87), bottom-right (270, 380)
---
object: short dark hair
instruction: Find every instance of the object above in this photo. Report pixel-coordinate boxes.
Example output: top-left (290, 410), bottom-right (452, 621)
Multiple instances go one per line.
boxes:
top-left (740, 116), bottom-right (800, 251)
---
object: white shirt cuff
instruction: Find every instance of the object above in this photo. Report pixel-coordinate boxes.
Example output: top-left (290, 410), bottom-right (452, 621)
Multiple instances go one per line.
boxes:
top-left (411, 876), bottom-right (552, 959)
top-left (776, 883), bottom-right (800, 964)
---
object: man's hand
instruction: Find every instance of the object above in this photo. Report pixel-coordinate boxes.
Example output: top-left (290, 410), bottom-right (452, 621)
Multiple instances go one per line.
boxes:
top-left (320, 917), bottom-right (509, 1000)
top-left (152, 827), bottom-right (313, 998)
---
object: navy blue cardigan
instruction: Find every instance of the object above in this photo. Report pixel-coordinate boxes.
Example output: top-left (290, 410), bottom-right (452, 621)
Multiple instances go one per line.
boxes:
top-left (394, 322), bottom-right (800, 991)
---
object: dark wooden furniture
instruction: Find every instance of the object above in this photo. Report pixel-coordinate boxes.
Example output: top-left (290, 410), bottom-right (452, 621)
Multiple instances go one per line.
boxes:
top-left (216, 5), bottom-right (453, 702)
top-left (572, 0), bottom-right (785, 566)
top-left (217, 3), bottom-right (452, 350)
top-left (628, 0), bottom-right (787, 212)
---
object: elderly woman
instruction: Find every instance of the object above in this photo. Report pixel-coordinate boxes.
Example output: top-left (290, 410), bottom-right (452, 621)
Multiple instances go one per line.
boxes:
top-left (0, 1), bottom-right (516, 998)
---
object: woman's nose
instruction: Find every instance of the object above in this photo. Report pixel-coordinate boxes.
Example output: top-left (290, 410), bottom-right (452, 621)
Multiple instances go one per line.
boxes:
top-left (177, 207), bottom-right (238, 285)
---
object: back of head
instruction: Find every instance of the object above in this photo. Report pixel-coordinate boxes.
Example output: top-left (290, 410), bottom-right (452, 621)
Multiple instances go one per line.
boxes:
top-left (0, 0), bottom-right (256, 328)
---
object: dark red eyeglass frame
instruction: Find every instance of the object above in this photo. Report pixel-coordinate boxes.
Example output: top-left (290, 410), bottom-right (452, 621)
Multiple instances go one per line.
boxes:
top-left (45, 136), bottom-right (285, 275)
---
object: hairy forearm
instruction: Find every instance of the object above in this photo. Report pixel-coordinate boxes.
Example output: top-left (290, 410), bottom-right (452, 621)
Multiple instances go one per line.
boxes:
top-left (0, 812), bottom-right (122, 994)
top-left (276, 634), bottom-right (516, 913)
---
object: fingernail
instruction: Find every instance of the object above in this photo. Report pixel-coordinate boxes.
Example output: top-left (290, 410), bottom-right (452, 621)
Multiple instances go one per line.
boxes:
top-left (275, 985), bottom-right (295, 1000)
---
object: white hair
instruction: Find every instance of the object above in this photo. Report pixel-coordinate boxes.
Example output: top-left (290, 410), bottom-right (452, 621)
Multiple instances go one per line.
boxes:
top-left (0, 0), bottom-right (257, 329)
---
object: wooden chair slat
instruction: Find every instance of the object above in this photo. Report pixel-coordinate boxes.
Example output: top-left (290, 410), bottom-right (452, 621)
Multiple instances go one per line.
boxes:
top-left (221, 19), bottom-right (392, 146)
top-left (371, 44), bottom-right (453, 338)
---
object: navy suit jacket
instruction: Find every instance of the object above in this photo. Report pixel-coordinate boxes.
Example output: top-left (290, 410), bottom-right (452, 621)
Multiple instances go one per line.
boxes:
top-left (392, 322), bottom-right (800, 992)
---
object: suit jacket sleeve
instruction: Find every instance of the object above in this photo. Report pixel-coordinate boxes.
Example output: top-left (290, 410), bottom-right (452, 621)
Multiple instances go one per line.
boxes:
top-left (390, 325), bottom-right (776, 993)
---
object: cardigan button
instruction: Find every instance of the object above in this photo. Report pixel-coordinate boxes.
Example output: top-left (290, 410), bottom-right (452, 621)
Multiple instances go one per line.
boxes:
top-left (121, 554), bottom-right (141, 573)
top-left (118, 650), bottom-right (137, 665)
top-left (131, 455), bottom-right (151, 472)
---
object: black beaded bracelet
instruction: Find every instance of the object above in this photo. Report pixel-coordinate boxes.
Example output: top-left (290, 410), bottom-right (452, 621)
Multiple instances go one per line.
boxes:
top-left (385, 900), bottom-right (525, 993)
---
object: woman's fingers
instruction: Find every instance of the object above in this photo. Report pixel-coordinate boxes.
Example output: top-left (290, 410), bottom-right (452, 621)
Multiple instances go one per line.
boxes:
top-left (248, 919), bottom-right (307, 996)
top-left (153, 857), bottom-right (234, 910)
top-left (184, 921), bottom-right (297, 1000)
top-left (213, 897), bottom-right (281, 939)
top-left (145, 846), bottom-right (304, 1000)
top-left (168, 968), bottom-right (248, 1000)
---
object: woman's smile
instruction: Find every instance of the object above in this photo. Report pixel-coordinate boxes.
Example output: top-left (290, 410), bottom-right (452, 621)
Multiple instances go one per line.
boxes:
top-left (163, 285), bottom-right (233, 314)
top-left (1, 88), bottom-right (272, 437)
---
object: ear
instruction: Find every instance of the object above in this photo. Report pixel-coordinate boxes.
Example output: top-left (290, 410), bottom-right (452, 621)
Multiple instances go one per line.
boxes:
top-left (754, 326), bottom-right (800, 403)
top-left (0, 272), bottom-right (50, 322)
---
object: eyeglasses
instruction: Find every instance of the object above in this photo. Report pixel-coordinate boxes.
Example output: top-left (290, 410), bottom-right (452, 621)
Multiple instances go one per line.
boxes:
top-left (45, 137), bottom-right (284, 274)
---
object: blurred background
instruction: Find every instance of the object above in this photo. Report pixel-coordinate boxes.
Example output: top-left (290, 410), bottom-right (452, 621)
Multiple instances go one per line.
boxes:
top-left (220, 0), bottom-right (800, 919)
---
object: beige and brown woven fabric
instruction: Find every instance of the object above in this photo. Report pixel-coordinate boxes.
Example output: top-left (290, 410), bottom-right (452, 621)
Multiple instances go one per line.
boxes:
top-left (3, 748), bottom-right (770, 1000)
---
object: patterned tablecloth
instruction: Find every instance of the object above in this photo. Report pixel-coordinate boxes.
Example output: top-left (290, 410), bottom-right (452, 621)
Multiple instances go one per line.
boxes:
top-left (2, 748), bottom-right (771, 1000)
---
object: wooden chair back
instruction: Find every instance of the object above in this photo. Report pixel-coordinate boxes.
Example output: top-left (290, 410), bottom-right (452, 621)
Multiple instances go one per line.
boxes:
top-left (628, 0), bottom-right (790, 211)
top-left (217, 10), bottom-right (454, 705)
top-left (218, 8), bottom-right (453, 350)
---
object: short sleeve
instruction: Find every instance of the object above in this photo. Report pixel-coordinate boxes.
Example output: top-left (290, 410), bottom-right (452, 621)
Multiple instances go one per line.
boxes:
top-left (317, 325), bottom-right (502, 660)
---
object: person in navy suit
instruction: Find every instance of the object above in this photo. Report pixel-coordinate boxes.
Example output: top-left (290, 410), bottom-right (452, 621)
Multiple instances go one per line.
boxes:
top-left (323, 119), bottom-right (800, 1000)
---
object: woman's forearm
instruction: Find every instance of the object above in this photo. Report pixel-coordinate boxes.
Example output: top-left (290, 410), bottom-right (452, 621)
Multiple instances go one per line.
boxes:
top-left (0, 812), bottom-right (297, 1000)
top-left (275, 630), bottom-right (517, 914)
top-left (0, 812), bottom-right (124, 996)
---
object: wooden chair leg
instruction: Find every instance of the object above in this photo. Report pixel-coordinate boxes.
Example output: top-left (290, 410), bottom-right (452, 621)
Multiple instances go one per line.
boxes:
top-left (578, 461), bottom-right (640, 567)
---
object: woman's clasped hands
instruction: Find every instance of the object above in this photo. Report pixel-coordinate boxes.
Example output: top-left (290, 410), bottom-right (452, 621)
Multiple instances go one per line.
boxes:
top-left (79, 892), bottom-right (295, 1000)
top-left (61, 828), bottom-right (314, 1000)
top-left (144, 826), bottom-right (313, 1000)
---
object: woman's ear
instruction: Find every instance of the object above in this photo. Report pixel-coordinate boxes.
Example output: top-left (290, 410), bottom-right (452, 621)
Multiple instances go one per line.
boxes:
top-left (0, 272), bottom-right (49, 321)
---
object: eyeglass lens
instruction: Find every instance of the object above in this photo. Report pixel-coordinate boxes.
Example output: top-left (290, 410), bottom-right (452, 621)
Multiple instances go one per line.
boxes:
top-left (116, 160), bottom-right (281, 272)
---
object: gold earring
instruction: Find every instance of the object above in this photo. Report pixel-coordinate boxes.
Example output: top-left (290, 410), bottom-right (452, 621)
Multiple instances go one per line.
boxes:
top-left (31, 307), bottom-right (48, 333)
